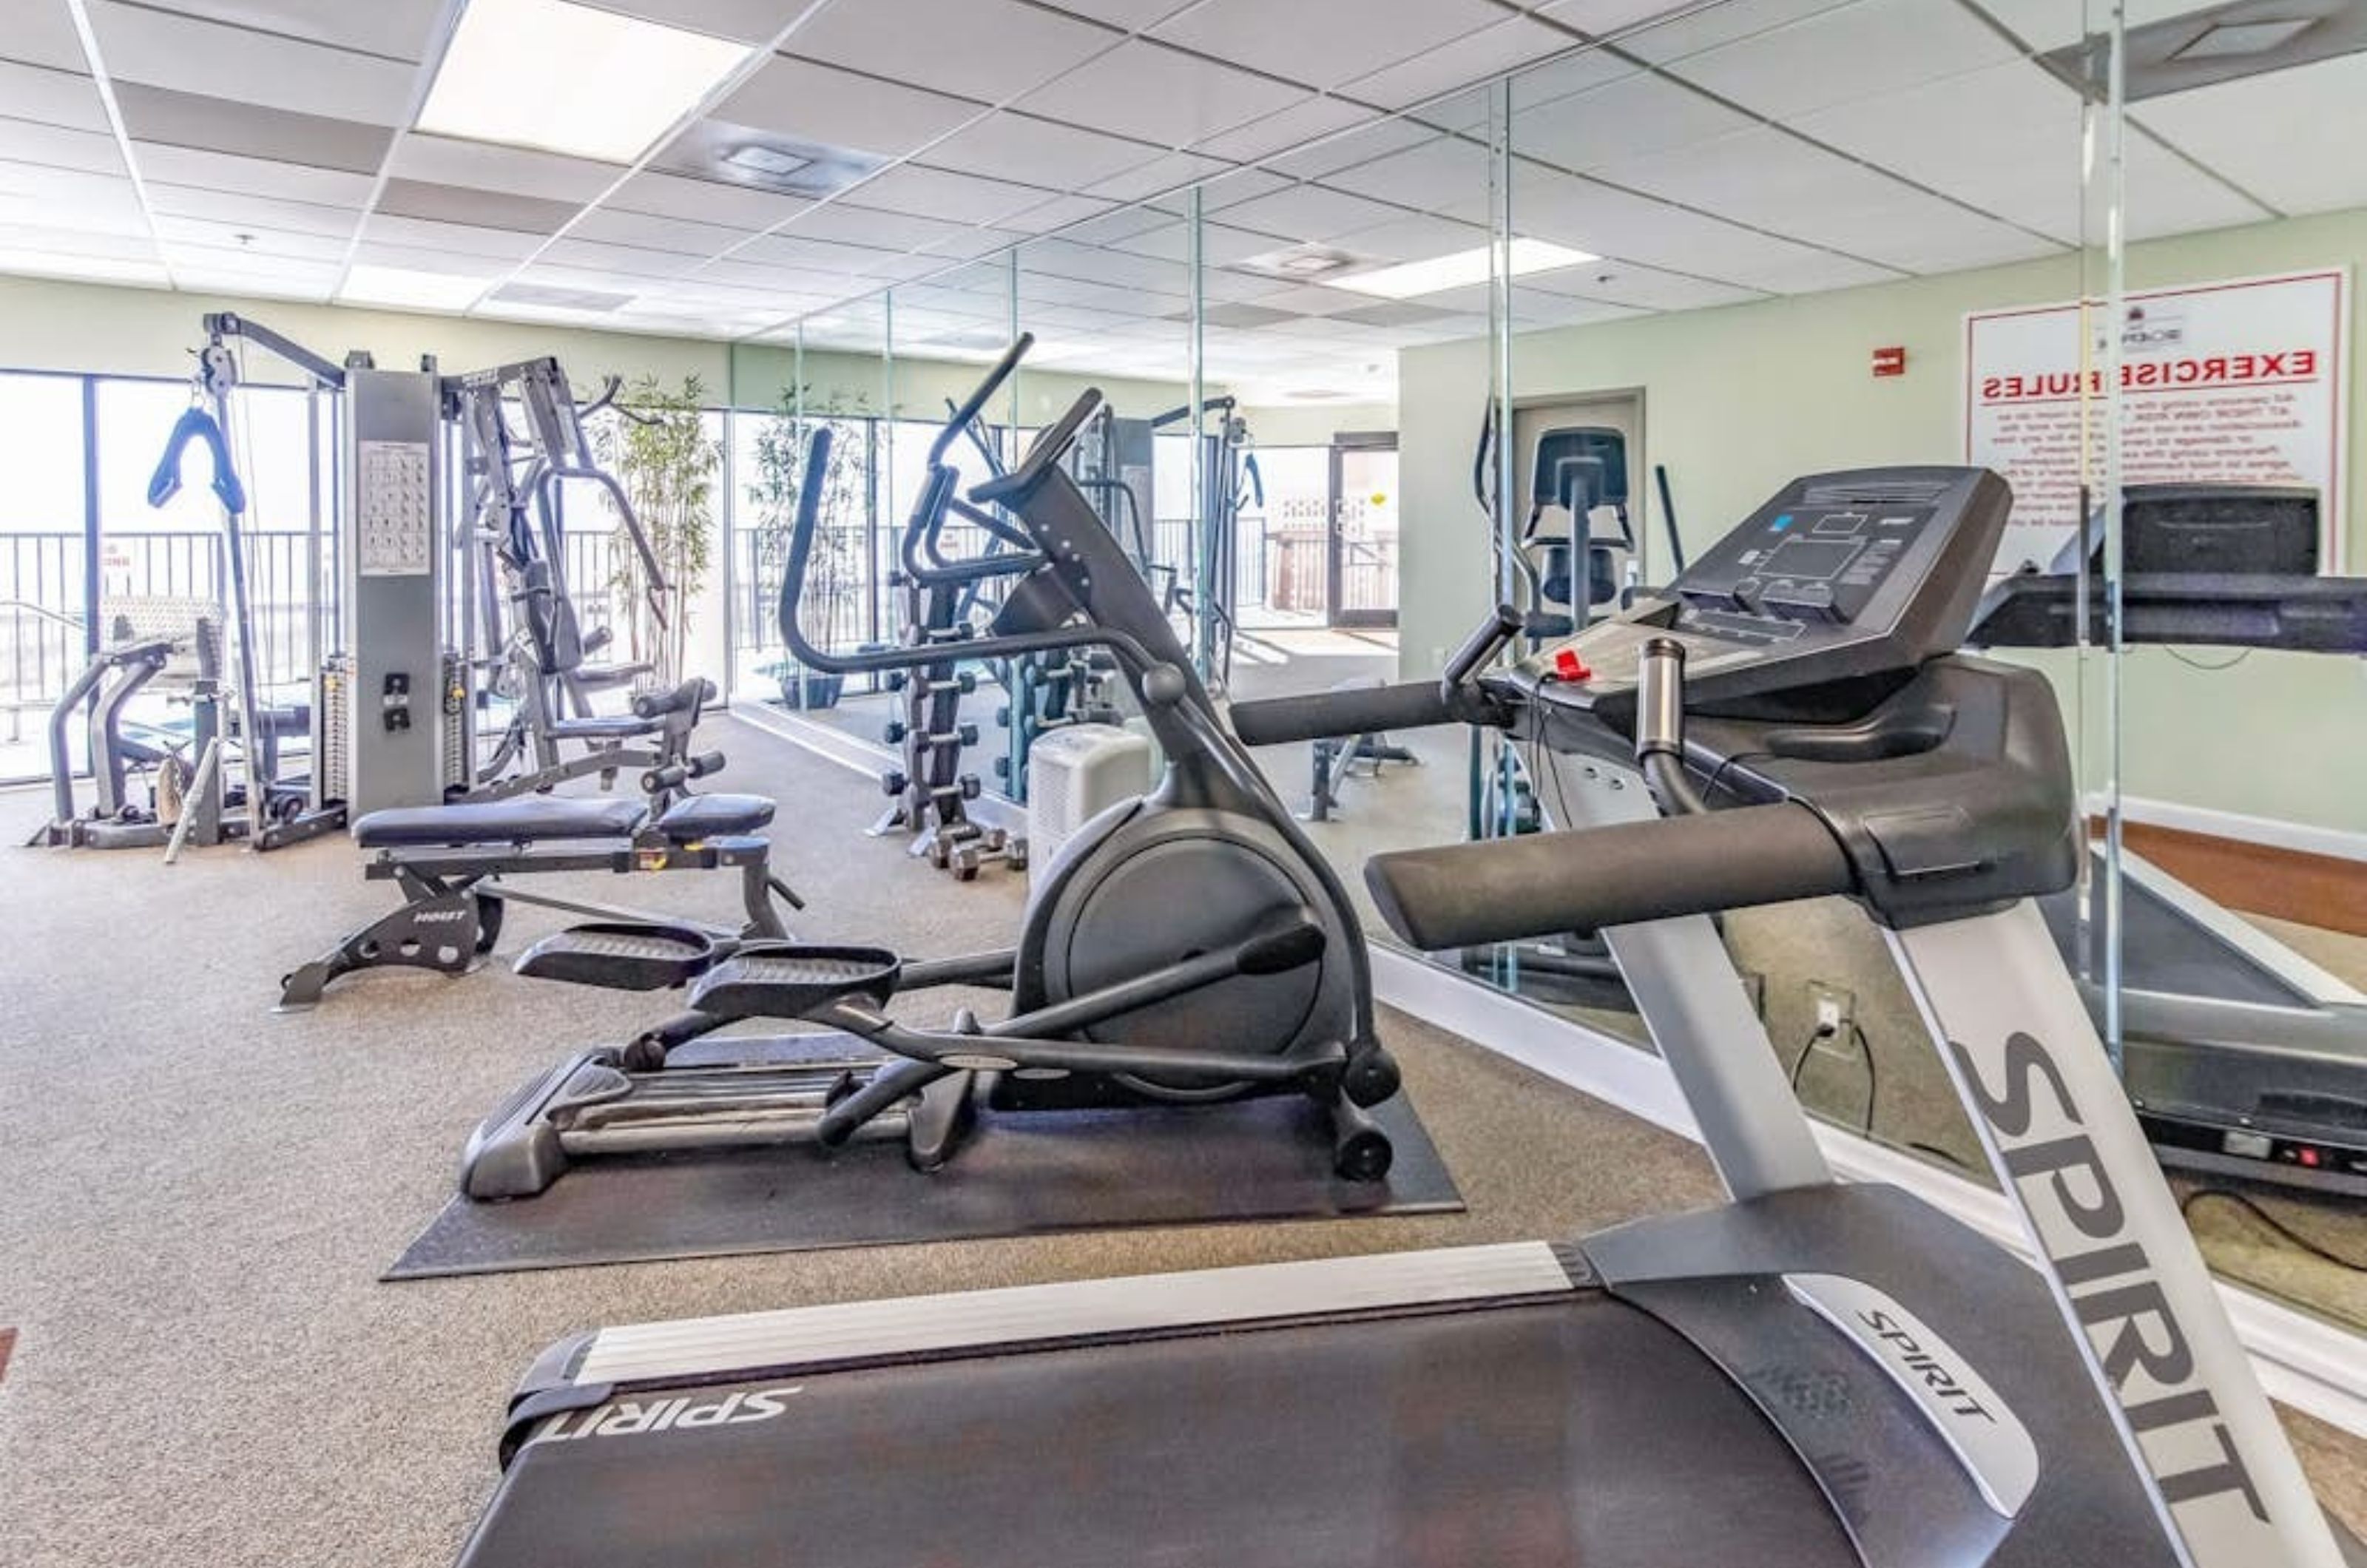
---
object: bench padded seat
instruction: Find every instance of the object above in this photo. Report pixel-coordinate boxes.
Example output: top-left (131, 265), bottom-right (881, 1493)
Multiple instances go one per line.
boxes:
top-left (546, 714), bottom-right (661, 742)
top-left (354, 796), bottom-right (649, 848)
top-left (652, 792), bottom-right (774, 841)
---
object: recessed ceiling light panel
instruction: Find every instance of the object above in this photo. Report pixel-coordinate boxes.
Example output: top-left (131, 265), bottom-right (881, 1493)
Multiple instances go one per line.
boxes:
top-left (1327, 238), bottom-right (1598, 300)
top-left (418, 0), bottom-right (753, 164)
top-left (340, 264), bottom-right (490, 311)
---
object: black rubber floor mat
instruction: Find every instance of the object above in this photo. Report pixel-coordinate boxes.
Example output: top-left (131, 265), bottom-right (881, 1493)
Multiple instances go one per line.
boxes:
top-left (388, 1039), bottom-right (1461, 1280)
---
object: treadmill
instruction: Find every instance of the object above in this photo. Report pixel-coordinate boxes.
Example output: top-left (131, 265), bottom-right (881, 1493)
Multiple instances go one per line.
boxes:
top-left (1975, 484), bottom-right (2367, 1195)
top-left (449, 446), bottom-right (2343, 1568)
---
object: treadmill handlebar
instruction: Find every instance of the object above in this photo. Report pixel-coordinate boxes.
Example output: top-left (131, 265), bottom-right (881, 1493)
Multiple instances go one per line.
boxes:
top-left (1365, 802), bottom-right (1854, 952)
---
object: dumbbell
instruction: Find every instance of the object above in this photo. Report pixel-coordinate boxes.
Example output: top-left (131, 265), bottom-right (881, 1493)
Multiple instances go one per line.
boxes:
top-left (882, 769), bottom-right (910, 797)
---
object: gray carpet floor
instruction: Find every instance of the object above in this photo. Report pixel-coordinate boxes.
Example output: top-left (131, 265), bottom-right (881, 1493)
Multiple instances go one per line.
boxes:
top-left (0, 709), bottom-right (2359, 1566)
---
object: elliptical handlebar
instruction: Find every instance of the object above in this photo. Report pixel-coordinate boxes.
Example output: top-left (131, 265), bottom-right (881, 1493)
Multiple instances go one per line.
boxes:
top-left (972, 388), bottom-right (1105, 507)
top-left (928, 332), bottom-right (1033, 465)
top-left (779, 424), bottom-right (1158, 679)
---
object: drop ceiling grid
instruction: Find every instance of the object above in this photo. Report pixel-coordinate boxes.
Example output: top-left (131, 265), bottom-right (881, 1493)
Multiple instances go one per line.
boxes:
top-left (0, 0), bottom-right (2329, 383)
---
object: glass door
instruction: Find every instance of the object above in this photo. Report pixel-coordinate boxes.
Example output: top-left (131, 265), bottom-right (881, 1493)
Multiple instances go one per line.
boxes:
top-left (1328, 436), bottom-right (1398, 628)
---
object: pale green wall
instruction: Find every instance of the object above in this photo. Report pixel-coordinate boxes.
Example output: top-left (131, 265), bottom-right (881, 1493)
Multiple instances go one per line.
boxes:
top-left (1237, 401), bottom-right (1399, 447)
top-left (1399, 209), bottom-right (2367, 839)
top-left (726, 342), bottom-right (1196, 426)
top-left (0, 273), bottom-right (731, 388)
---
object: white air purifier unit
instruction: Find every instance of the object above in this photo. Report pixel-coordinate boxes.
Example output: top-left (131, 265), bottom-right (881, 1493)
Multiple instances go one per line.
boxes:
top-left (1027, 723), bottom-right (1154, 870)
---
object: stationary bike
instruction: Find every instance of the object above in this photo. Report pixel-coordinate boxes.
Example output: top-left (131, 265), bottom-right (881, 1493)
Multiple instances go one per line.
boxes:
top-left (457, 341), bottom-right (1401, 1200)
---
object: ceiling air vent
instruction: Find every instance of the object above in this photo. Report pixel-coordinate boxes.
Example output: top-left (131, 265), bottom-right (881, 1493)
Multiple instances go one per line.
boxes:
top-left (2042, 0), bottom-right (2366, 101)
top-left (1232, 244), bottom-right (1373, 283)
top-left (656, 122), bottom-right (888, 198)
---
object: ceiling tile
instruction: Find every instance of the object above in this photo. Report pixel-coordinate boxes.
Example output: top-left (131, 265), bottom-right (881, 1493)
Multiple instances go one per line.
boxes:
top-left (1257, 115), bottom-right (1436, 182)
top-left (1107, 217), bottom-right (1283, 264)
top-left (913, 224), bottom-right (1026, 260)
top-left (843, 163), bottom-right (1050, 224)
top-left (1209, 182), bottom-right (1411, 242)
top-left (146, 183), bottom-right (362, 237)
top-left (1513, 72), bottom-right (1756, 171)
top-left (1339, 14), bottom-right (1578, 109)
top-left (1505, 44), bottom-right (1636, 110)
top-left (133, 143), bottom-right (375, 205)
top-left (733, 232), bottom-right (946, 278)
top-left (1593, 126), bottom-right (2056, 274)
top-left (389, 136), bottom-right (627, 203)
top-left (1318, 135), bottom-right (1490, 221)
top-left (1154, 0), bottom-right (1505, 91)
top-left (1033, 0), bottom-right (1201, 30)
top-left (1738, 247), bottom-right (1901, 295)
top-left (0, 164), bottom-right (148, 234)
top-left (1505, 164), bottom-right (1896, 287)
top-left (1081, 148), bottom-right (1232, 201)
top-left (135, 0), bottom-right (450, 61)
top-left (1044, 203), bottom-right (1173, 245)
top-left (719, 55), bottom-right (986, 158)
top-left (567, 203), bottom-right (751, 255)
top-left (0, 60), bottom-right (109, 132)
top-left (346, 239), bottom-right (512, 277)
top-left (785, 0), bottom-right (1120, 101)
top-left (359, 212), bottom-right (550, 262)
top-left (0, 220), bottom-right (162, 266)
top-left (925, 112), bottom-right (1160, 188)
top-left (539, 237), bottom-right (702, 279)
top-left (1585, 0), bottom-right (1852, 63)
top-left (84, 1), bottom-right (419, 124)
top-left (152, 213), bottom-right (351, 260)
top-left (2, 2), bottom-right (94, 70)
top-left (378, 178), bottom-right (582, 235)
top-left (1663, 0), bottom-right (2021, 122)
top-left (597, 0), bottom-right (814, 44)
top-left (2133, 53), bottom-right (2367, 219)
top-left (1191, 95), bottom-right (1370, 163)
top-left (2120, 128), bottom-right (2280, 242)
top-left (1328, 212), bottom-right (1488, 264)
top-left (608, 168), bottom-right (811, 228)
top-left (996, 191), bottom-right (1118, 233)
top-left (0, 119), bottom-right (125, 175)
top-left (783, 199), bottom-right (971, 250)
top-left (1517, 258), bottom-right (1758, 311)
top-left (1018, 38), bottom-right (1306, 146)
top-left (114, 84), bottom-right (392, 174)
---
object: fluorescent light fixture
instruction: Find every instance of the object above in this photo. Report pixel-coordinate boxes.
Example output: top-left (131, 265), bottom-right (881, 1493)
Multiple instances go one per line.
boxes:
top-left (340, 264), bottom-right (489, 311)
top-left (418, 0), bottom-right (754, 164)
top-left (725, 143), bottom-right (812, 178)
top-left (1328, 237), bottom-right (1598, 300)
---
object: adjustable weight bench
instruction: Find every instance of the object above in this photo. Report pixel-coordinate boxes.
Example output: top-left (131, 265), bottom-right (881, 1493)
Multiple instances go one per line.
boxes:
top-left (277, 789), bottom-right (801, 1010)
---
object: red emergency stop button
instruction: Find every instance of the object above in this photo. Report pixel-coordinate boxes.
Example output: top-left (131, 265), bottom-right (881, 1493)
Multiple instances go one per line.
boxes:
top-left (1553, 648), bottom-right (1593, 682)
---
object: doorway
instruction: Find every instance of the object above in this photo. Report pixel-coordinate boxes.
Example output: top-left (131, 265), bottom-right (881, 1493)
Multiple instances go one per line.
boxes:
top-left (1328, 433), bottom-right (1399, 629)
top-left (1240, 431), bottom-right (1400, 632)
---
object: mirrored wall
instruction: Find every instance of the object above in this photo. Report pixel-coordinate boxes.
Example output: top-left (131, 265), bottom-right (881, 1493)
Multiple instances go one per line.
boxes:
top-left (733, 0), bottom-right (2363, 1331)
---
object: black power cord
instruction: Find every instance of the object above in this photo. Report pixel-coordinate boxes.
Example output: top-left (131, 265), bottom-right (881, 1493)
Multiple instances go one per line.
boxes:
top-left (1790, 1018), bottom-right (1877, 1135)
top-left (2180, 1188), bottom-right (2367, 1273)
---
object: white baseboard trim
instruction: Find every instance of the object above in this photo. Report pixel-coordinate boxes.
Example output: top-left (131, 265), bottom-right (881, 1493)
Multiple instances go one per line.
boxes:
top-left (2087, 791), bottom-right (2367, 865)
top-left (1370, 944), bottom-right (2367, 1440)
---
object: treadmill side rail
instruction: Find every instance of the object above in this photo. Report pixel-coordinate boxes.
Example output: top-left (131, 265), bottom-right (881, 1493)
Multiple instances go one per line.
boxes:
top-left (1887, 902), bottom-right (2344, 1568)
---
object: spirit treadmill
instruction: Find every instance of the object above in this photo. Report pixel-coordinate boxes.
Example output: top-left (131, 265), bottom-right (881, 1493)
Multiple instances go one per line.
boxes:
top-left (448, 448), bottom-right (2343, 1568)
top-left (1975, 483), bottom-right (2367, 1196)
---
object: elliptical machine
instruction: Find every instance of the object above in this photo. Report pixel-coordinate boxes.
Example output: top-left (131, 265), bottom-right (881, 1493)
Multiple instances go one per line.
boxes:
top-left (456, 345), bottom-right (1402, 1200)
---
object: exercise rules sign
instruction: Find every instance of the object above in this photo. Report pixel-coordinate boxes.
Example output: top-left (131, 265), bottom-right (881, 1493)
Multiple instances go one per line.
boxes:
top-left (1964, 269), bottom-right (2346, 573)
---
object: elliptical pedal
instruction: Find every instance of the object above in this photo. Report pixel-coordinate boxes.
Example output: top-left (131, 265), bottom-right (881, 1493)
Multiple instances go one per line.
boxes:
top-left (689, 944), bottom-right (903, 1020)
top-left (513, 922), bottom-right (718, 990)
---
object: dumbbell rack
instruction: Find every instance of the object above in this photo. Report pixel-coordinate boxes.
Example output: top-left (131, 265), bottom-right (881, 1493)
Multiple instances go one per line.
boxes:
top-left (992, 648), bottom-right (1121, 803)
top-left (873, 567), bottom-right (1025, 881)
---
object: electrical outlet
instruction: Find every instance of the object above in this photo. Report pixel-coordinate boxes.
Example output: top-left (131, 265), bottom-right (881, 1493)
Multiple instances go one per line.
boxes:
top-left (1806, 980), bottom-right (1855, 1041)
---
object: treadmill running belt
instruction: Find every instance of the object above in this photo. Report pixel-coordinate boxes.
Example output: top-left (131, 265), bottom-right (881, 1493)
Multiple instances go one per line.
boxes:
top-left (2038, 877), bottom-right (2315, 1010)
top-left (389, 1040), bottom-right (1459, 1279)
top-left (459, 1297), bottom-right (1858, 1568)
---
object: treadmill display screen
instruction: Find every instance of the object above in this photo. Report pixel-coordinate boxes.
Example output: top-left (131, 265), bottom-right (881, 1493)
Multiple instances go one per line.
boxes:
top-left (1760, 537), bottom-right (1861, 583)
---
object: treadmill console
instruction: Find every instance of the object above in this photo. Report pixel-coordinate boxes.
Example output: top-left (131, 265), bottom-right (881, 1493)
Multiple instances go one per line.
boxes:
top-left (1511, 466), bottom-right (2012, 720)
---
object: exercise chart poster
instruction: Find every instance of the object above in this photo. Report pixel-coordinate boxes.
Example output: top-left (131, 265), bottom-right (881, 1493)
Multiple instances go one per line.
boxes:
top-left (1964, 268), bottom-right (2347, 574)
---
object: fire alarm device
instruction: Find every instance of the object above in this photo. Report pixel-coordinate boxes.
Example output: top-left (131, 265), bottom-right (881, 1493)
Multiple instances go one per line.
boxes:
top-left (1871, 345), bottom-right (1906, 378)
